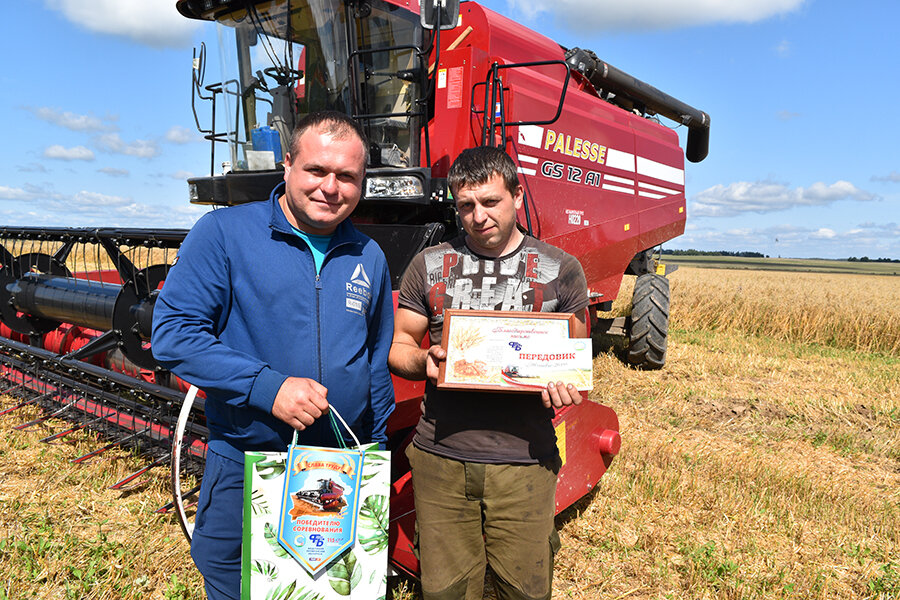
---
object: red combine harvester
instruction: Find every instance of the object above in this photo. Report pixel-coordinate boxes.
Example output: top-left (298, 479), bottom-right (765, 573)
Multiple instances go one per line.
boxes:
top-left (294, 479), bottom-right (346, 511)
top-left (0, 0), bottom-right (708, 578)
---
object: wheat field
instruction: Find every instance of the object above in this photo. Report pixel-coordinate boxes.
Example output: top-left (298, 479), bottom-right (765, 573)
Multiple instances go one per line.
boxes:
top-left (1, 266), bottom-right (898, 599)
top-left (605, 268), bottom-right (900, 356)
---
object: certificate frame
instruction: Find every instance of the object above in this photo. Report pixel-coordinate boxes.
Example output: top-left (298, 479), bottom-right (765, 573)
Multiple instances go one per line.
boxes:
top-left (436, 309), bottom-right (584, 392)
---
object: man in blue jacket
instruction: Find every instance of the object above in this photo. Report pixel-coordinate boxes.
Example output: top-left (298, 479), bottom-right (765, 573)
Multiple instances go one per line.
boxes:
top-left (152, 111), bottom-right (395, 600)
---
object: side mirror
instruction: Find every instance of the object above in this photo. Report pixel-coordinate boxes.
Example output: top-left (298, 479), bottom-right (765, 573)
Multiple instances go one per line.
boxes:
top-left (420, 0), bottom-right (460, 30)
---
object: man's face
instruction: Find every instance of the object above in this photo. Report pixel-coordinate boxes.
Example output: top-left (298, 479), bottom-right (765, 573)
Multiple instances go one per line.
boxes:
top-left (280, 126), bottom-right (366, 235)
top-left (455, 173), bottom-right (524, 257)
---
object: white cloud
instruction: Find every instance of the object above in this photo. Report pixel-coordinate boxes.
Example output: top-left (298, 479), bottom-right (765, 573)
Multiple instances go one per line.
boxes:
top-left (26, 106), bottom-right (116, 132)
top-left (691, 180), bottom-right (877, 217)
top-left (0, 183), bottom-right (67, 203)
top-left (0, 182), bottom-right (207, 227)
top-left (16, 163), bottom-right (48, 173)
top-left (98, 167), bottom-right (130, 177)
top-left (170, 170), bottom-right (195, 180)
top-left (0, 186), bottom-right (34, 201)
top-left (810, 228), bottom-right (836, 239)
top-left (0, 197), bottom-right (186, 229)
top-left (44, 0), bottom-right (199, 48)
top-left (777, 110), bottom-right (801, 121)
top-left (72, 190), bottom-right (132, 208)
top-left (505, 0), bottom-right (807, 31)
top-left (94, 133), bottom-right (160, 158)
top-left (32, 190), bottom-right (205, 227)
top-left (674, 222), bottom-right (900, 259)
top-left (872, 171), bottom-right (900, 183)
top-left (804, 181), bottom-right (874, 202)
top-left (43, 145), bottom-right (95, 161)
top-left (775, 40), bottom-right (791, 57)
top-left (165, 126), bottom-right (201, 144)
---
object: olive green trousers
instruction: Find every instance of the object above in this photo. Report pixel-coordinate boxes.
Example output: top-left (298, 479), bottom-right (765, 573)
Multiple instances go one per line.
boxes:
top-left (407, 444), bottom-right (561, 600)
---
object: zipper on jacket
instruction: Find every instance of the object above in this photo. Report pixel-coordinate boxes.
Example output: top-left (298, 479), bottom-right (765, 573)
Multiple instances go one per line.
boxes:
top-left (315, 274), bottom-right (323, 384)
top-left (312, 238), bottom-right (352, 387)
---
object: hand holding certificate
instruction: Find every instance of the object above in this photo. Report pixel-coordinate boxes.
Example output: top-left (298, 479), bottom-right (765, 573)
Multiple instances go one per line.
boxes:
top-left (437, 310), bottom-right (593, 393)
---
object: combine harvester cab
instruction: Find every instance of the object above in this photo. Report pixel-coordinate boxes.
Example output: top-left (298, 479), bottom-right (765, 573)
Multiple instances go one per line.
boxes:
top-left (0, 0), bottom-right (708, 579)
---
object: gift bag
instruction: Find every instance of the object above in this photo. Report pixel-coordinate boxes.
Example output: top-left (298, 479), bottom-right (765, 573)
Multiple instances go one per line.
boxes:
top-left (241, 409), bottom-right (390, 600)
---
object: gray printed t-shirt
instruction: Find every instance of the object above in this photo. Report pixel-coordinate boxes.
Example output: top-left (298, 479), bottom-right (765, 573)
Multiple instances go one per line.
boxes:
top-left (397, 234), bottom-right (589, 464)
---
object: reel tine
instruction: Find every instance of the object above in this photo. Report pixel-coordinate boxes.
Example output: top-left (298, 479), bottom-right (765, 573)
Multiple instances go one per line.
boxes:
top-left (110, 454), bottom-right (170, 490)
top-left (39, 408), bottom-right (116, 443)
top-left (39, 419), bottom-right (92, 442)
top-left (71, 426), bottom-right (152, 463)
top-left (12, 388), bottom-right (79, 430)
top-left (12, 400), bottom-right (73, 430)
top-left (0, 382), bottom-right (25, 395)
top-left (155, 483), bottom-right (201, 514)
top-left (0, 390), bottom-right (56, 417)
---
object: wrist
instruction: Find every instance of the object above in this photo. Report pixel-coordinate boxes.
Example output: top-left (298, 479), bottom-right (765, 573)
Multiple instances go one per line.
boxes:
top-left (249, 366), bottom-right (288, 413)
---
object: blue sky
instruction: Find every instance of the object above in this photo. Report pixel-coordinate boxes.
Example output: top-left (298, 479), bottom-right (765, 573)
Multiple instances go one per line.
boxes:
top-left (2, 0), bottom-right (898, 259)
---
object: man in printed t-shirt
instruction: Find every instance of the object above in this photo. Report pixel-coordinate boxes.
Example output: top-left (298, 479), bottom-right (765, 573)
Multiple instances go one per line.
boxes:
top-left (388, 146), bottom-right (590, 600)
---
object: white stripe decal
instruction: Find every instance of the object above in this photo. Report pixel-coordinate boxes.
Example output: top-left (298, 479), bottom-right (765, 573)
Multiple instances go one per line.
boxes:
top-left (518, 154), bottom-right (539, 164)
top-left (606, 148), bottom-right (635, 172)
top-left (517, 166), bottom-right (536, 176)
top-left (638, 191), bottom-right (666, 200)
top-left (602, 183), bottom-right (633, 195)
top-left (604, 174), bottom-right (634, 186)
top-left (638, 181), bottom-right (681, 195)
top-left (636, 156), bottom-right (684, 186)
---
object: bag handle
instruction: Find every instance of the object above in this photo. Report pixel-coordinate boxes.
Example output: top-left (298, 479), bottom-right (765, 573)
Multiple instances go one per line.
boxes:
top-left (290, 405), bottom-right (361, 449)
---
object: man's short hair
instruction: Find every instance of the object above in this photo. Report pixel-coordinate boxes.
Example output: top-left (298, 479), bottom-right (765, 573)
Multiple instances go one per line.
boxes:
top-left (288, 111), bottom-right (370, 165)
top-left (448, 146), bottom-right (520, 197)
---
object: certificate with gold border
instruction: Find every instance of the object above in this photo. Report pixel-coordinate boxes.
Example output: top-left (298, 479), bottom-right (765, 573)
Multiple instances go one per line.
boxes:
top-left (437, 310), bottom-right (593, 392)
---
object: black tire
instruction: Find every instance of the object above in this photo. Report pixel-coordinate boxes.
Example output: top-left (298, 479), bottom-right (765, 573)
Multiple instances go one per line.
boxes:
top-left (627, 274), bottom-right (670, 370)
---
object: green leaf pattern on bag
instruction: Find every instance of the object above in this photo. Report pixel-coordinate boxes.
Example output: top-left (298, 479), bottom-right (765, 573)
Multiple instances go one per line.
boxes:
top-left (356, 495), bottom-right (388, 555)
top-left (264, 580), bottom-right (325, 600)
top-left (256, 458), bottom-right (287, 480)
top-left (252, 487), bottom-right (271, 516)
top-left (252, 559), bottom-right (279, 582)
top-left (359, 453), bottom-right (388, 487)
top-left (264, 522), bottom-right (290, 559)
top-left (366, 569), bottom-right (388, 597)
top-left (326, 551), bottom-right (362, 596)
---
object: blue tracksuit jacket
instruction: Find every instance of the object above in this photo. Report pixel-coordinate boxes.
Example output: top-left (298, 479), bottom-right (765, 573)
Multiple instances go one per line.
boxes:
top-left (151, 183), bottom-right (395, 462)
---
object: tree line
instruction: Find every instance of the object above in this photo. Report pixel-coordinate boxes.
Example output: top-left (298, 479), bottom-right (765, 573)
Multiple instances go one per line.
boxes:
top-left (661, 250), bottom-right (899, 263)
top-left (846, 256), bottom-right (900, 263)
top-left (661, 249), bottom-right (769, 258)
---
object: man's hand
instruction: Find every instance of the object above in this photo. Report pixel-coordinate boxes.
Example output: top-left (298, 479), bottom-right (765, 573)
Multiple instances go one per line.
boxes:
top-left (540, 311), bottom-right (590, 409)
top-left (424, 345), bottom-right (446, 385)
top-left (541, 381), bottom-right (584, 410)
top-left (272, 377), bottom-right (329, 431)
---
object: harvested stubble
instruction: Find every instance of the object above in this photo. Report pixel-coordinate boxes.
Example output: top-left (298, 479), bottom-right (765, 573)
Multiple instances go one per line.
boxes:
top-left (0, 401), bottom-right (204, 599)
top-left (555, 329), bottom-right (899, 599)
